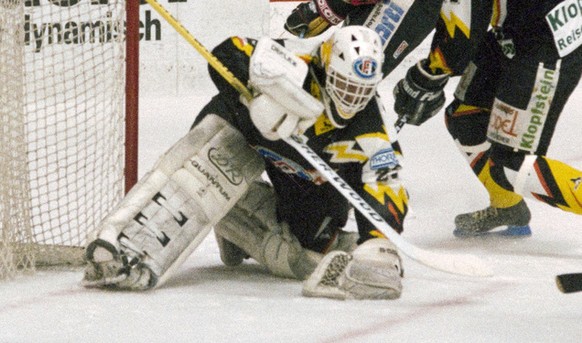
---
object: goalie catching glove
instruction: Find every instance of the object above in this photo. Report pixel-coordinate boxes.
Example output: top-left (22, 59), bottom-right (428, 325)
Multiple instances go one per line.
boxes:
top-left (248, 37), bottom-right (324, 140)
top-left (393, 59), bottom-right (449, 126)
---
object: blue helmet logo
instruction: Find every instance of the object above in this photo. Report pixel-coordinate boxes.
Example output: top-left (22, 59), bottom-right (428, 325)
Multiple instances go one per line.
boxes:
top-left (353, 57), bottom-right (378, 79)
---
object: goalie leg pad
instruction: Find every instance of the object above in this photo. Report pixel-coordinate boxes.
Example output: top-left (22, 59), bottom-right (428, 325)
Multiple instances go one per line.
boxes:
top-left (215, 181), bottom-right (323, 280)
top-left (84, 115), bottom-right (264, 290)
top-left (83, 239), bottom-right (156, 290)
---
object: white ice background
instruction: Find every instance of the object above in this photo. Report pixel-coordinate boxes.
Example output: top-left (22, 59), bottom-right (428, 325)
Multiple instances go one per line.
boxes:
top-left (1, 4), bottom-right (582, 343)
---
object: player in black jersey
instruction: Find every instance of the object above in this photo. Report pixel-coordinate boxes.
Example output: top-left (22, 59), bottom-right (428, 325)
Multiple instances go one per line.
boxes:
top-left (84, 26), bottom-right (406, 300)
top-left (286, 0), bottom-right (582, 237)
top-left (392, 0), bottom-right (582, 236)
top-left (206, 26), bottom-right (406, 300)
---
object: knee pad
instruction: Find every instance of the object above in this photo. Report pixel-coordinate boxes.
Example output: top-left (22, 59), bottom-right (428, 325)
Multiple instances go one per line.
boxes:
top-left (215, 181), bottom-right (322, 279)
top-left (215, 181), bottom-right (359, 279)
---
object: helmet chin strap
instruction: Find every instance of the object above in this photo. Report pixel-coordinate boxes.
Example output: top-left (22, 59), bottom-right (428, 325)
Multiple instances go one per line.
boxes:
top-left (310, 67), bottom-right (355, 129)
top-left (327, 94), bottom-right (359, 126)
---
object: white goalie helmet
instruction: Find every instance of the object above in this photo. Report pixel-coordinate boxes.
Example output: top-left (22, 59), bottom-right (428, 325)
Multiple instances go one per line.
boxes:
top-left (321, 26), bottom-right (384, 116)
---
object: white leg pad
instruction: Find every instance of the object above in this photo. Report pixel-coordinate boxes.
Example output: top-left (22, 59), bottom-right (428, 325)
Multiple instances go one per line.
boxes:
top-left (84, 115), bottom-right (264, 289)
top-left (215, 181), bottom-right (323, 280)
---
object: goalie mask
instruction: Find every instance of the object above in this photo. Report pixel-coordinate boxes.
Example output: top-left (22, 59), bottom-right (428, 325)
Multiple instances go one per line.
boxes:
top-left (319, 26), bottom-right (383, 125)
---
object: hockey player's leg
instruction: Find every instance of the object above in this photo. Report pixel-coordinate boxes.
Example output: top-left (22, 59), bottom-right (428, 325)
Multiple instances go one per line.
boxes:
top-left (214, 180), bottom-right (358, 280)
top-left (454, 200), bottom-right (531, 237)
top-left (495, 154), bottom-right (582, 215)
top-left (445, 40), bottom-right (533, 236)
top-left (83, 115), bottom-right (264, 290)
top-left (451, 156), bottom-right (532, 237)
top-left (303, 238), bottom-right (403, 300)
top-left (446, 104), bottom-right (531, 236)
top-left (483, 52), bottom-right (582, 217)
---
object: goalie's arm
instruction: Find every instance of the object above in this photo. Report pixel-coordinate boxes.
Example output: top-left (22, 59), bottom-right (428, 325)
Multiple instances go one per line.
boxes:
top-left (209, 37), bottom-right (323, 141)
top-left (345, 160), bottom-right (407, 242)
top-left (207, 36), bottom-right (303, 95)
top-left (208, 36), bottom-right (257, 98)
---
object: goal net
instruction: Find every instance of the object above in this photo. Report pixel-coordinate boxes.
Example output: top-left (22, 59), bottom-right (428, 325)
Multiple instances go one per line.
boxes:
top-left (0, 0), bottom-right (133, 278)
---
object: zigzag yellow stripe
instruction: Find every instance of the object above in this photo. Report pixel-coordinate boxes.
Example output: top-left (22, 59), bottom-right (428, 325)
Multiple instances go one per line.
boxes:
top-left (440, 7), bottom-right (470, 39)
top-left (364, 182), bottom-right (408, 214)
top-left (478, 161), bottom-right (524, 208)
top-left (491, 0), bottom-right (506, 27)
top-left (539, 157), bottom-right (582, 214)
top-left (428, 49), bottom-right (452, 75)
top-left (357, 131), bottom-right (388, 141)
top-left (325, 142), bottom-right (367, 162)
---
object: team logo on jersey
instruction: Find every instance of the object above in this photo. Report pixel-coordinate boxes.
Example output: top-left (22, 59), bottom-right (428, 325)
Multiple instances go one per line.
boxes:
top-left (353, 57), bottom-right (378, 79)
top-left (254, 146), bottom-right (327, 185)
top-left (370, 147), bottom-right (398, 170)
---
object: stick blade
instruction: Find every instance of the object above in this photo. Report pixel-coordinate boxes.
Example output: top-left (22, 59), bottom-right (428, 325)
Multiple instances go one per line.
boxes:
top-left (407, 245), bottom-right (494, 277)
top-left (556, 273), bottom-right (582, 293)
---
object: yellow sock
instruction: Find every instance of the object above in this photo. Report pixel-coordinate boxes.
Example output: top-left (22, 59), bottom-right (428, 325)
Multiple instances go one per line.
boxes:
top-left (478, 161), bottom-right (523, 209)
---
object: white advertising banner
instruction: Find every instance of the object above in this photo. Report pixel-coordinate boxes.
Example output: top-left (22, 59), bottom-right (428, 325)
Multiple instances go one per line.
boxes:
top-left (137, 0), bottom-right (269, 95)
top-left (23, 0), bottom-right (269, 96)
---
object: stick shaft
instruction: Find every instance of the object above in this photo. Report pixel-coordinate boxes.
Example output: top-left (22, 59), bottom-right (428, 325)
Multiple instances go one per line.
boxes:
top-left (144, 0), bottom-right (253, 101)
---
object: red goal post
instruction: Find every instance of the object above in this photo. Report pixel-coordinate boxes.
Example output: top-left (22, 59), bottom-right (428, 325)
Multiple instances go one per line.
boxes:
top-left (0, 0), bottom-right (139, 278)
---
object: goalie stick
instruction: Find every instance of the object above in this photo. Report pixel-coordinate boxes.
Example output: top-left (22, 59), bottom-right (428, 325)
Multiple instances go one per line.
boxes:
top-left (556, 273), bottom-right (582, 294)
top-left (145, 0), bottom-right (493, 277)
top-left (285, 135), bottom-right (491, 277)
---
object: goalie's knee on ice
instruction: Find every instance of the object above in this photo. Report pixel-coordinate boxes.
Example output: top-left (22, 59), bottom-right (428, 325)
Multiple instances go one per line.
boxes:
top-left (215, 180), bottom-right (323, 279)
top-left (215, 231), bottom-right (249, 267)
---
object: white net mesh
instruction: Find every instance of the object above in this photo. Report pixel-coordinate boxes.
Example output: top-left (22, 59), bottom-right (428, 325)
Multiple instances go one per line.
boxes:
top-left (269, 0), bottom-right (298, 38)
top-left (0, 0), bottom-right (127, 278)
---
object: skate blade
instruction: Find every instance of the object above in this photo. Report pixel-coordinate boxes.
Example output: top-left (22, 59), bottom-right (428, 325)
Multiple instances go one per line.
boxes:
top-left (453, 225), bottom-right (532, 238)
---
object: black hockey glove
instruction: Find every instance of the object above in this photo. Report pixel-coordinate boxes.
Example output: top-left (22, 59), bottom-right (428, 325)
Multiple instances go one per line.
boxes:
top-left (284, 1), bottom-right (332, 38)
top-left (393, 59), bottom-right (449, 126)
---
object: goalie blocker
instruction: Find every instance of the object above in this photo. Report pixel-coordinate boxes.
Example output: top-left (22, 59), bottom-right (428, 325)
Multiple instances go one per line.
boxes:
top-left (83, 115), bottom-right (264, 290)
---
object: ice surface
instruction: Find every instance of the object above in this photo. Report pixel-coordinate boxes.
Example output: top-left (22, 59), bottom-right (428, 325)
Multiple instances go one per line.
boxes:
top-left (2, 6), bottom-right (582, 343)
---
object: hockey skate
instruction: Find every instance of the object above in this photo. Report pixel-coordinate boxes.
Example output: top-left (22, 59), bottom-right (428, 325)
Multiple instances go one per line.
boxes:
top-left (453, 200), bottom-right (532, 238)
